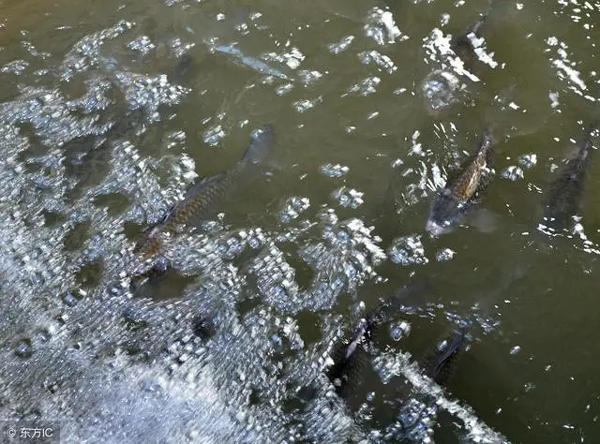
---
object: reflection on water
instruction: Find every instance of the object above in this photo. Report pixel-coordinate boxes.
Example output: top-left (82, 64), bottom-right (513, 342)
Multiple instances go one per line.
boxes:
top-left (0, 0), bottom-right (599, 442)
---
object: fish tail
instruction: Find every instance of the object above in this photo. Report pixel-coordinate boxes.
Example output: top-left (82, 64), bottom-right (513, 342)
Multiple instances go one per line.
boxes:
top-left (478, 128), bottom-right (496, 163)
top-left (468, 13), bottom-right (488, 36)
top-left (583, 121), bottom-right (599, 148)
top-left (240, 124), bottom-right (274, 168)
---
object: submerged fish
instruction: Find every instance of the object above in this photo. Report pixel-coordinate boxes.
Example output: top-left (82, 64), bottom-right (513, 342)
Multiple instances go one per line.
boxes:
top-left (327, 281), bottom-right (429, 397)
top-left (395, 328), bottom-right (467, 442)
top-left (426, 130), bottom-right (495, 236)
top-left (172, 53), bottom-right (195, 82)
top-left (135, 124), bottom-right (274, 258)
top-left (421, 328), bottom-right (466, 386)
top-left (421, 14), bottom-right (490, 115)
top-left (540, 123), bottom-right (598, 232)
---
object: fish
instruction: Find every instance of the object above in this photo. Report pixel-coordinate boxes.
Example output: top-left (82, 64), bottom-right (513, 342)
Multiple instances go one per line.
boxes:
top-left (64, 107), bottom-right (146, 199)
top-left (172, 54), bottom-right (194, 82)
top-left (421, 328), bottom-right (466, 386)
top-left (395, 328), bottom-right (467, 442)
top-left (425, 130), bottom-right (495, 236)
top-left (135, 124), bottom-right (274, 258)
top-left (326, 316), bottom-right (373, 398)
top-left (327, 281), bottom-right (430, 397)
top-left (540, 123), bottom-right (598, 232)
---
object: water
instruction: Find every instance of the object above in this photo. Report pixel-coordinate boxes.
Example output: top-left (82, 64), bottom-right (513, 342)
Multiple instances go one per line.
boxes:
top-left (0, 0), bottom-right (599, 442)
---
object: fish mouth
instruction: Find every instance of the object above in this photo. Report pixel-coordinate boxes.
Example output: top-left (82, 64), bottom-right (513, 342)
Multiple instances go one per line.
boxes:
top-left (425, 219), bottom-right (448, 237)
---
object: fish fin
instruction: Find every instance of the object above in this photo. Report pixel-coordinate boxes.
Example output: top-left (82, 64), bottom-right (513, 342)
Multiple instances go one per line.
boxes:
top-left (240, 125), bottom-right (274, 168)
top-left (184, 174), bottom-right (226, 200)
top-left (450, 14), bottom-right (488, 60)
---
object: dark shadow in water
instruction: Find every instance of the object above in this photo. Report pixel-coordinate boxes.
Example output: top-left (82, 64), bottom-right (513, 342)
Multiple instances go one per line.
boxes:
top-left (131, 267), bottom-right (197, 301)
top-left (63, 221), bottom-right (91, 251)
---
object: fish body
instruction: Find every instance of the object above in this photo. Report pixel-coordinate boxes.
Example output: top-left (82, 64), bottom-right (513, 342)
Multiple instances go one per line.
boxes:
top-left (421, 14), bottom-right (489, 115)
top-left (135, 125), bottom-right (274, 258)
top-left (326, 317), bottom-right (373, 398)
top-left (541, 124), bottom-right (597, 232)
top-left (426, 130), bottom-right (495, 236)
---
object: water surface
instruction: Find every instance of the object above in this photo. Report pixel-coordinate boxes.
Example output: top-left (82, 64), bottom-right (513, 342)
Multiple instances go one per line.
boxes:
top-left (0, 0), bottom-right (599, 442)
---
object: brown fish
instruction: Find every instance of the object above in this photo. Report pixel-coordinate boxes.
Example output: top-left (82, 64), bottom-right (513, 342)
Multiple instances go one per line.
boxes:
top-left (135, 124), bottom-right (274, 258)
top-left (425, 130), bottom-right (495, 236)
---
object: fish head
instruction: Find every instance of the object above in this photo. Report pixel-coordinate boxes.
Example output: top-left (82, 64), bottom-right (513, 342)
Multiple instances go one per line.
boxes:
top-left (425, 190), bottom-right (462, 237)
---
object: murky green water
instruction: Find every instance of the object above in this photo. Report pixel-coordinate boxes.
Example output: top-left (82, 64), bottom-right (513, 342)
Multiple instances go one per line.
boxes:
top-left (1, 0), bottom-right (599, 442)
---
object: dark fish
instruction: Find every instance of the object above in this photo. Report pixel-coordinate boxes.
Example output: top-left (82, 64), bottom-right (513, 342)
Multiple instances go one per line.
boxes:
top-left (396, 328), bottom-right (467, 442)
top-left (327, 281), bottom-right (430, 397)
top-left (135, 124), bottom-right (274, 258)
top-left (426, 130), bottom-right (495, 236)
top-left (421, 328), bottom-right (466, 386)
top-left (541, 123), bottom-right (597, 232)
top-left (172, 54), bottom-right (194, 82)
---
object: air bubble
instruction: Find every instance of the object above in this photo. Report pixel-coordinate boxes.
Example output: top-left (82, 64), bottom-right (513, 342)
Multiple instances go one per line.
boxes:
top-left (15, 338), bottom-right (33, 358)
top-left (62, 291), bottom-right (79, 307)
top-left (390, 321), bottom-right (410, 341)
